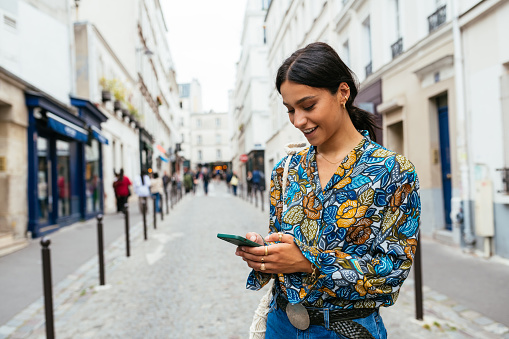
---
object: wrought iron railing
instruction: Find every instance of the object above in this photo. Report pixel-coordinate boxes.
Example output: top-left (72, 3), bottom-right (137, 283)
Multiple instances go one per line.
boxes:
top-left (365, 61), bottom-right (372, 78)
top-left (391, 37), bottom-right (403, 59)
top-left (428, 5), bottom-right (447, 33)
top-left (497, 168), bottom-right (509, 194)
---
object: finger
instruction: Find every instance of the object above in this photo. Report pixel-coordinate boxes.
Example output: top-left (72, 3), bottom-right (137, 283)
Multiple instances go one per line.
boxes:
top-left (245, 232), bottom-right (263, 245)
top-left (239, 244), bottom-right (268, 256)
top-left (264, 232), bottom-right (293, 244)
top-left (241, 251), bottom-right (267, 263)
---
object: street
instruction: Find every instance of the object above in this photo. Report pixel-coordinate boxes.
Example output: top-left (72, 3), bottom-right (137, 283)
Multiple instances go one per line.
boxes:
top-left (0, 181), bottom-right (508, 338)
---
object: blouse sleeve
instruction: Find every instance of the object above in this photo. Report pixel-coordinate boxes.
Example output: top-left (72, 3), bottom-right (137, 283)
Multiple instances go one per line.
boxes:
top-left (291, 168), bottom-right (421, 306)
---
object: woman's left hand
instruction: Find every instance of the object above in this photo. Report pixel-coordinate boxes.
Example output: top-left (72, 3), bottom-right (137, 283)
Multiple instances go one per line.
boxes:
top-left (235, 233), bottom-right (313, 274)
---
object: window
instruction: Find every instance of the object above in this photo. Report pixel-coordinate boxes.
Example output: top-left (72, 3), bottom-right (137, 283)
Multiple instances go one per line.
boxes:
top-left (198, 150), bottom-right (202, 161)
top-left (196, 119), bottom-right (201, 127)
top-left (216, 134), bottom-right (221, 144)
top-left (197, 135), bottom-right (202, 145)
top-left (342, 40), bottom-right (350, 67)
top-left (215, 118), bottom-right (221, 127)
top-left (216, 149), bottom-right (222, 159)
top-left (179, 117), bottom-right (184, 127)
top-left (262, 0), bottom-right (271, 10)
top-left (362, 16), bottom-right (372, 77)
top-left (181, 133), bottom-right (184, 142)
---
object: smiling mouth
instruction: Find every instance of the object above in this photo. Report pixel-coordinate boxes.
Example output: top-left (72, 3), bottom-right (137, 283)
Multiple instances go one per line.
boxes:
top-left (302, 127), bottom-right (317, 134)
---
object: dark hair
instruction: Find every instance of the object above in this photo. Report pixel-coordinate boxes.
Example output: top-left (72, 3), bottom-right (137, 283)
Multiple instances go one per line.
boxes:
top-left (141, 169), bottom-right (147, 185)
top-left (275, 42), bottom-right (378, 141)
top-left (119, 168), bottom-right (124, 181)
top-left (153, 172), bottom-right (159, 179)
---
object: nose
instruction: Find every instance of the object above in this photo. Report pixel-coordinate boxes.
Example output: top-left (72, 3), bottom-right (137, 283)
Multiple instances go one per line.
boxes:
top-left (292, 109), bottom-right (307, 129)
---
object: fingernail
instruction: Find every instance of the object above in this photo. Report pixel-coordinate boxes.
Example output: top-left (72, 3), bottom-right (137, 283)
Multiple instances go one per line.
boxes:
top-left (250, 236), bottom-right (256, 241)
top-left (264, 236), bottom-right (269, 241)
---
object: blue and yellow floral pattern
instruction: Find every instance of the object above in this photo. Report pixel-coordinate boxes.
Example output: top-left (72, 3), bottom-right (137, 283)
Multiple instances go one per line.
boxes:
top-left (247, 131), bottom-right (421, 310)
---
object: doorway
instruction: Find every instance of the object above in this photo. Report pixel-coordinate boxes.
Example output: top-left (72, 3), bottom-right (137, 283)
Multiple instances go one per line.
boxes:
top-left (437, 94), bottom-right (452, 230)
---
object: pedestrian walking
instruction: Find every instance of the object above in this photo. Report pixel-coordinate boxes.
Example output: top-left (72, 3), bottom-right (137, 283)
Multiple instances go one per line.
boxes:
top-left (202, 166), bottom-right (210, 196)
top-left (162, 171), bottom-right (170, 204)
top-left (134, 170), bottom-right (151, 213)
top-left (230, 172), bottom-right (239, 196)
top-left (112, 169), bottom-right (131, 213)
top-left (183, 168), bottom-right (193, 194)
top-left (235, 42), bottom-right (421, 339)
top-left (150, 172), bottom-right (164, 212)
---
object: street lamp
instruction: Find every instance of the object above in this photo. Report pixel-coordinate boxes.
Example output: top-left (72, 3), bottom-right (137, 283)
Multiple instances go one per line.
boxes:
top-left (136, 47), bottom-right (154, 57)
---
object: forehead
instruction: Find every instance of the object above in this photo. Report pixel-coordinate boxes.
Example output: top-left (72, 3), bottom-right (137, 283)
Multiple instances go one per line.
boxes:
top-left (280, 81), bottom-right (327, 104)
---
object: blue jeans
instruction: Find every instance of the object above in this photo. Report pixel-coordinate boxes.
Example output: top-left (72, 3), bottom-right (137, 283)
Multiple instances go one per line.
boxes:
top-left (152, 193), bottom-right (161, 212)
top-left (266, 300), bottom-right (387, 339)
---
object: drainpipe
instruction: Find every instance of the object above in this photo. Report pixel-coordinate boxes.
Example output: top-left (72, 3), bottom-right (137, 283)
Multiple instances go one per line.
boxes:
top-left (452, 0), bottom-right (475, 247)
top-left (68, 1), bottom-right (77, 97)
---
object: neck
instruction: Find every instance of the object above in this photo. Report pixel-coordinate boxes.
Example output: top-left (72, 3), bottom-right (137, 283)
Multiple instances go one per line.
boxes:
top-left (316, 116), bottom-right (363, 158)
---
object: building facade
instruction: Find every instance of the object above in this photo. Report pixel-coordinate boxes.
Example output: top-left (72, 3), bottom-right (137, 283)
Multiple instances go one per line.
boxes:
top-left (231, 0), bottom-right (272, 190)
top-left (190, 111), bottom-right (231, 174)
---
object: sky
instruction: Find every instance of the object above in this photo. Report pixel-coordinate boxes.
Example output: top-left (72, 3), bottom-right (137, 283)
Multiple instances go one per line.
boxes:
top-left (162, 0), bottom-right (248, 113)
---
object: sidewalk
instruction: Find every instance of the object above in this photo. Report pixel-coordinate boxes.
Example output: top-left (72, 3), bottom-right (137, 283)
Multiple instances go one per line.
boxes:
top-left (1, 182), bottom-right (508, 338)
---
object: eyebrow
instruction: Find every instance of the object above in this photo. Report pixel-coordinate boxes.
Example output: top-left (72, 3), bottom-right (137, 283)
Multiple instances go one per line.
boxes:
top-left (283, 95), bottom-right (317, 106)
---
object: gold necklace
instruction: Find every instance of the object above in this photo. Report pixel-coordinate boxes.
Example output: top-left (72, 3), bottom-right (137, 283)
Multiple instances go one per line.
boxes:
top-left (317, 152), bottom-right (343, 164)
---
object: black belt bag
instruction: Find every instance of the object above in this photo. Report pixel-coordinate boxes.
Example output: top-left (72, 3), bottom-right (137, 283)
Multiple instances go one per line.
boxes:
top-left (275, 294), bottom-right (377, 339)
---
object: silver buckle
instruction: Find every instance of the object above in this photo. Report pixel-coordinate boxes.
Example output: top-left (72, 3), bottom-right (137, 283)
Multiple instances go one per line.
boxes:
top-left (286, 303), bottom-right (310, 330)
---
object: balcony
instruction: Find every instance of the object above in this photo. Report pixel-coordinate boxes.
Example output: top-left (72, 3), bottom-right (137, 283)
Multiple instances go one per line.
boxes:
top-left (391, 37), bottom-right (403, 59)
top-left (365, 61), bottom-right (372, 78)
top-left (428, 5), bottom-right (447, 33)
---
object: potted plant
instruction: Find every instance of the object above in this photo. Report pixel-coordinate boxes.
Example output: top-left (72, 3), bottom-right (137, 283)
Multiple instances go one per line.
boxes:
top-left (99, 77), bottom-right (112, 102)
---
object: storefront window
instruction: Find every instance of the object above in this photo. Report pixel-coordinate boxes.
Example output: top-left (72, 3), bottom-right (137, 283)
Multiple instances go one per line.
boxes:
top-left (37, 137), bottom-right (51, 223)
top-left (85, 139), bottom-right (101, 213)
top-left (56, 140), bottom-right (71, 217)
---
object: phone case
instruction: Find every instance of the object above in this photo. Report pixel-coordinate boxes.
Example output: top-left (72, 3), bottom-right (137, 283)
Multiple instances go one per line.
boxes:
top-left (217, 233), bottom-right (262, 247)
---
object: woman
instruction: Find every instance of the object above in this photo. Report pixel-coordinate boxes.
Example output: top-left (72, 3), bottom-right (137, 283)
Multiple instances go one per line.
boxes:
top-left (134, 170), bottom-right (151, 214)
top-left (112, 169), bottom-right (131, 213)
top-left (235, 42), bottom-right (421, 338)
top-left (150, 172), bottom-right (164, 212)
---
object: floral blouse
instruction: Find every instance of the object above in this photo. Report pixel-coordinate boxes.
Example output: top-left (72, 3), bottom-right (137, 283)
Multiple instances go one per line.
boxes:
top-left (247, 131), bottom-right (421, 310)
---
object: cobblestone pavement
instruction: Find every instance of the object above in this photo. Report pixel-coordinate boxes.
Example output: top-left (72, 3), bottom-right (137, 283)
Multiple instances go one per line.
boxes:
top-left (1, 181), bottom-right (508, 338)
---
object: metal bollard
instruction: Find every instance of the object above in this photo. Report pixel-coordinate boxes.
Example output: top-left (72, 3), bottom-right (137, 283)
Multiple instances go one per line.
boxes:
top-left (414, 238), bottom-right (423, 320)
top-left (40, 237), bottom-right (55, 339)
top-left (160, 194), bottom-right (164, 222)
top-left (96, 214), bottom-right (105, 285)
top-left (153, 196), bottom-right (157, 229)
top-left (124, 203), bottom-right (130, 257)
top-left (165, 191), bottom-right (169, 215)
top-left (142, 198), bottom-right (147, 240)
top-left (261, 189), bottom-right (264, 212)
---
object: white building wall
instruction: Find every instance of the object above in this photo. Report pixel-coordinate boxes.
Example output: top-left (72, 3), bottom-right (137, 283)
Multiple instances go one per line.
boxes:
top-left (0, 1), bottom-right (73, 103)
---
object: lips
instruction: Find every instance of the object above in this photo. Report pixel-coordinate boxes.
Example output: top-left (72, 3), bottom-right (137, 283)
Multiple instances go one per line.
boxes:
top-left (302, 126), bottom-right (317, 134)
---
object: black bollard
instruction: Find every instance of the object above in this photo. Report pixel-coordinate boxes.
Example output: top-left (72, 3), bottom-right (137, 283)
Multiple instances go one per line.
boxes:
top-left (96, 214), bottom-right (105, 285)
top-left (152, 196), bottom-right (157, 229)
top-left (124, 203), bottom-right (130, 257)
top-left (261, 189), bottom-right (264, 212)
top-left (160, 195), bottom-right (164, 222)
top-left (142, 198), bottom-right (147, 240)
top-left (165, 191), bottom-right (169, 215)
top-left (40, 237), bottom-right (55, 339)
top-left (414, 238), bottom-right (424, 320)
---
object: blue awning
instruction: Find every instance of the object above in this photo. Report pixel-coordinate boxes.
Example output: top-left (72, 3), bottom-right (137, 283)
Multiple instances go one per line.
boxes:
top-left (47, 112), bottom-right (89, 142)
top-left (91, 126), bottom-right (109, 145)
top-left (159, 155), bottom-right (169, 163)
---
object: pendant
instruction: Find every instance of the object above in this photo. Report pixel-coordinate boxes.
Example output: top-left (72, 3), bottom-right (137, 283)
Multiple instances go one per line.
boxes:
top-left (286, 303), bottom-right (310, 330)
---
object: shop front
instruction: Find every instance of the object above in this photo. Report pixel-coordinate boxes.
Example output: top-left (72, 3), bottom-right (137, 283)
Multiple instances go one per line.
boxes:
top-left (26, 92), bottom-right (108, 237)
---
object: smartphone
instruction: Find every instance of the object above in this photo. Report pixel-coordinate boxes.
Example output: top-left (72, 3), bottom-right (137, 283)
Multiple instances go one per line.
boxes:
top-left (217, 233), bottom-right (262, 247)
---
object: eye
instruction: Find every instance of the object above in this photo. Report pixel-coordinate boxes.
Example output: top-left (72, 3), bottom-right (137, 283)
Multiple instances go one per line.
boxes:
top-left (286, 108), bottom-right (295, 114)
top-left (304, 104), bottom-right (315, 111)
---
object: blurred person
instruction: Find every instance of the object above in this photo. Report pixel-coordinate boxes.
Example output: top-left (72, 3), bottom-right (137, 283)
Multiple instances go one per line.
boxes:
top-left (183, 168), bottom-right (194, 194)
top-left (163, 171), bottom-right (170, 204)
top-left (112, 169), bottom-right (131, 213)
top-left (230, 171), bottom-right (239, 196)
top-left (134, 170), bottom-right (151, 214)
top-left (202, 166), bottom-right (210, 196)
top-left (150, 172), bottom-right (164, 212)
top-left (235, 42), bottom-right (421, 339)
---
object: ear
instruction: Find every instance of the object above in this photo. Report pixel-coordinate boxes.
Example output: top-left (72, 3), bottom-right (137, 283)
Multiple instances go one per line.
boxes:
top-left (339, 82), bottom-right (350, 102)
